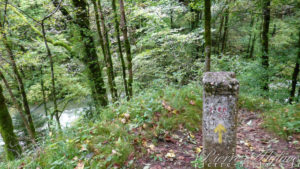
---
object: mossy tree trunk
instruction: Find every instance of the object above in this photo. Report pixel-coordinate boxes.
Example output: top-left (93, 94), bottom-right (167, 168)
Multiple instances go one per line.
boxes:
top-left (112, 0), bottom-right (129, 99)
top-left (204, 0), bottom-right (211, 72)
top-left (120, 0), bottom-right (133, 98)
top-left (0, 71), bottom-right (36, 144)
top-left (71, 0), bottom-right (107, 107)
top-left (0, 85), bottom-right (22, 161)
top-left (0, 21), bottom-right (36, 137)
top-left (97, 0), bottom-right (118, 101)
top-left (91, 0), bottom-right (107, 64)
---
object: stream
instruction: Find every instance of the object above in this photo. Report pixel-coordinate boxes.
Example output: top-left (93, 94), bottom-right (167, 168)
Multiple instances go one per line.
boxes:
top-left (0, 100), bottom-right (88, 150)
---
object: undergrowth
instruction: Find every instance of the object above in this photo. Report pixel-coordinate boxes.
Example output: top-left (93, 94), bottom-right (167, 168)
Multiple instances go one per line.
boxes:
top-left (1, 84), bottom-right (298, 168)
top-left (0, 84), bottom-right (203, 168)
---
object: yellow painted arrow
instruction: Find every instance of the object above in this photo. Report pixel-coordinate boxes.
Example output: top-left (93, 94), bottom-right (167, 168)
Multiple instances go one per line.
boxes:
top-left (214, 124), bottom-right (227, 144)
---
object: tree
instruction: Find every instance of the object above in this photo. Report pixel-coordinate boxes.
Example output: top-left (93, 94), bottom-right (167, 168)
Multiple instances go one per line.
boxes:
top-left (221, 1), bottom-right (230, 54)
top-left (41, 18), bottom-right (61, 129)
top-left (112, 0), bottom-right (129, 99)
top-left (97, 0), bottom-right (118, 101)
top-left (0, 19), bottom-right (36, 137)
top-left (261, 0), bottom-right (271, 93)
top-left (71, 0), bottom-right (107, 107)
top-left (0, 84), bottom-right (22, 161)
top-left (120, 0), bottom-right (133, 98)
top-left (204, 0), bottom-right (211, 72)
top-left (0, 70), bottom-right (36, 144)
top-left (289, 30), bottom-right (300, 103)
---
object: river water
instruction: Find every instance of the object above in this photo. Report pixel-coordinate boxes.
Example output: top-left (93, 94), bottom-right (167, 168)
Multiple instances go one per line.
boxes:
top-left (0, 100), bottom-right (87, 148)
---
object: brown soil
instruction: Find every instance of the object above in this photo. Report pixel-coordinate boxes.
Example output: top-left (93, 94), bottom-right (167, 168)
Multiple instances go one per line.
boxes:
top-left (135, 110), bottom-right (300, 169)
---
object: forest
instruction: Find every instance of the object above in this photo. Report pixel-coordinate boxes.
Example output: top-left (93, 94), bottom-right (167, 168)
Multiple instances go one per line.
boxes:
top-left (0, 0), bottom-right (299, 168)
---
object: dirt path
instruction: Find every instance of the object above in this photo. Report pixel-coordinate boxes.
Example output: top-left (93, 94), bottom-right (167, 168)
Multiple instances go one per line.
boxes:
top-left (136, 110), bottom-right (300, 169)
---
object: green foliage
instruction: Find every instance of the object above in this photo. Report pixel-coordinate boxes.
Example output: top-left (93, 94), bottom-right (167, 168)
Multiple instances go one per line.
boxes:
top-left (239, 95), bottom-right (300, 138)
top-left (263, 103), bottom-right (300, 138)
top-left (0, 84), bottom-right (203, 167)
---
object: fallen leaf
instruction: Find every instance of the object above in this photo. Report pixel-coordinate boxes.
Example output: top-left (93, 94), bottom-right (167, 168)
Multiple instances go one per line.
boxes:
top-left (261, 158), bottom-right (267, 163)
top-left (196, 146), bottom-right (203, 154)
top-left (112, 149), bottom-right (117, 154)
top-left (189, 100), bottom-right (196, 105)
top-left (72, 156), bottom-right (78, 161)
top-left (74, 161), bottom-right (84, 169)
top-left (148, 144), bottom-right (155, 151)
top-left (189, 132), bottom-right (195, 139)
top-left (165, 150), bottom-right (176, 158)
top-left (121, 118), bottom-right (127, 124)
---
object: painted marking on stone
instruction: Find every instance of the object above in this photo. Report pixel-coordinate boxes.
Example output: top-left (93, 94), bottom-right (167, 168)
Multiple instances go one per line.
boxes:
top-left (214, 124), bottom-right (227, 144)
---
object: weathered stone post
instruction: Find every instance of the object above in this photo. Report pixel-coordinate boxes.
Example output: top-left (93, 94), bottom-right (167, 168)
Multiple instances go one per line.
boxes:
top-left (202, 72), bottom-right (239, 169)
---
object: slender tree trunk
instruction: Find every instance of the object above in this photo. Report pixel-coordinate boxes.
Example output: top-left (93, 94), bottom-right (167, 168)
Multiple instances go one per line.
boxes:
top-left (0, 22), bottom-right (36, 136)
top-left (289, 30), bottom-right (300, 103)
top-left (112, 0), bottom-right (129, 99)
top-left (191, 8), bottom-right (200, 30)
top-left (170, 10), bottom-right (174, 29)
top-left (261, 0), bottom-right (271, 93)
top-left (97, 0), bottom-right (118, 101)
top-left (272, 24), bottom-right (276, 37)
top-left (120, 0), bottom-right (133, 98)
top-left (72, 0), bottom-right (107, 107)
top-left (0, 71), bottom-right (36, 144)
top-left (247, 15), bottom-right (254, 55)
top-left (40, 67), bottom-right (50, 130)
top-left (249, 33), bottom-right (256, 58)
top-left (204, 0), bottom-right (211, 72)
top-left (0, 85), bottom-right (22, 161)
top-left (217, 15), bottom-right (224, 56)
top-left (221, 6), bottom-right (229, 54)
top-left (41, 22), bottom-right (61, 129)
top-left (91, 0), bottom-right (106, 62)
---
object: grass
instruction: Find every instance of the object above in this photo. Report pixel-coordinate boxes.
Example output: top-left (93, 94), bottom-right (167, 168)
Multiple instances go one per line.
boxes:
top-left (1, 84), bottom-right (298, 168)
top-left (239, 94), bottom-right (300, 138)
top-left (0, 84), bottom-right (203, 168)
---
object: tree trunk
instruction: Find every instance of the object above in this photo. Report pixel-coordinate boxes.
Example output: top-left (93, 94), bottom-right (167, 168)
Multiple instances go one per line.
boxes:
top-left (120, 0), bottom-right (133, 98)
top-left (41, 22), bottom-right (61, 129)
top-left (112, 0), bottom-right (129, 99)
top-left (0, 85), bottom-right (22, 161)
top-left (91, 0), bottom-right (106, 63)
top-left (217, 15), bottom-right (224, 56)
top-left (191, 8), bottom-right (200, 30)
top-left (40, 67), bottom-right (50, 130)
top-left (204, 0), bottom-right (211, 72)
top-left (289, 30), bottom-right (300, 103)
top-left (0, 71), bottom-right (36, 144)
top-left (72, 0), bottom-right (107, 107)
top-left (221, 7), bottom-right (229, 54)
top-left (247, 15), bottom-right (254, 55)
top-left (170, 10), bottom-right (174, 29)
top-left (97, 0), bottom-right (118, 101)
top-left (249, 33), bottom-right (256, 58)
top-left (261, 0), bottom-right (271, 93)
top-left (0, 21), bottom-right (36, 137)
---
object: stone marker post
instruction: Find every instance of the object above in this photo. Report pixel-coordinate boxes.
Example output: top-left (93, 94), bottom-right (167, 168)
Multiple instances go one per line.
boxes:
top-left (202, 72), bottom-right (239, 169)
